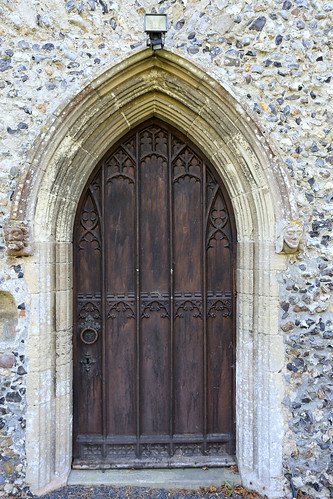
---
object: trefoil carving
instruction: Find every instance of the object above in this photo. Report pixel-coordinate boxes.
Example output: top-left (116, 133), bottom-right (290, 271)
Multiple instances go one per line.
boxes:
top-left (105, 148), bottom-right (135, 184)
top-left (107, 301), bottom-right (135, 320)
top-left (173, 148), bottom-right (201, 183)
top-left (207, 299), bottom-right (232, 319)
top-left (175, 300), bottom-right (202, 319)
top-left (78, 200), bottom-right (101, 251)
top-left (141, 300), bottom-right (170, 319)
top-left (206, 203), bottom-right (230, 249)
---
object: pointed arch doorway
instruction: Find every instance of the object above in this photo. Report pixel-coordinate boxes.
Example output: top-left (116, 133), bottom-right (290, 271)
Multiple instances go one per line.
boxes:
top-left (73, 118), bottom-right (237, 468)
top-left (16, 50), bottom-right (297, 496)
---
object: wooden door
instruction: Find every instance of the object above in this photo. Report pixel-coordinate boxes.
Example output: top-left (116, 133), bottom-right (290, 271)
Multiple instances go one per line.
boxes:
top-left (73, 119), bottom-right (236, 468)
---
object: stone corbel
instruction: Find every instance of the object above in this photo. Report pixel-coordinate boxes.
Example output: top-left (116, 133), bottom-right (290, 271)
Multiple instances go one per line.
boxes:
top-left (276, 220), bottom-right (304, 254)
top-left (4, 221), bottom-right (33, 257)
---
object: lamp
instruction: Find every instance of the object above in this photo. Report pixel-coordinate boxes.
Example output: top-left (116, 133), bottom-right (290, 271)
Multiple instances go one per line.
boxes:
top-left (144, 13), bottom-right (168, 50)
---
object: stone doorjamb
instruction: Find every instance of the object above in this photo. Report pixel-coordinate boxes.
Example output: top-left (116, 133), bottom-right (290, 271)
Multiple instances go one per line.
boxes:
top-left (9, 49), bottom-right (297, 497)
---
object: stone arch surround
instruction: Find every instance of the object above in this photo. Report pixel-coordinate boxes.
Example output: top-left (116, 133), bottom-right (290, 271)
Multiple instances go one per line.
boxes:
top-left (11, 50), bottom-right (298, 497)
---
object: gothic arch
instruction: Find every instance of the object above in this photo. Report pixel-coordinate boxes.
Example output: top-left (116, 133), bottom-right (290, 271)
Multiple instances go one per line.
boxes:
top-left (14, 50), bottom-right (297, 497)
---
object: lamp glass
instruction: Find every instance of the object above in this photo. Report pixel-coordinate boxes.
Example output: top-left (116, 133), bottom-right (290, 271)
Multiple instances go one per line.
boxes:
top-left (144, 14), bottom-right (167, 33)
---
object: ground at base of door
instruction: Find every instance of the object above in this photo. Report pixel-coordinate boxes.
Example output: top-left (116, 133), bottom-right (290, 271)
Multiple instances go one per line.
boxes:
top-left (22, 485), bottom-right (315, 499)
top-left (31, 484), bottom-right (262, 499)
top-left (14, 469), bottom-right (315, 499)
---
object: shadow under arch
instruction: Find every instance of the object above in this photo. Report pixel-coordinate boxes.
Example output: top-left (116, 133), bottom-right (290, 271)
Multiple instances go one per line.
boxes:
top-left (16, 49), bottom-right (296, 498)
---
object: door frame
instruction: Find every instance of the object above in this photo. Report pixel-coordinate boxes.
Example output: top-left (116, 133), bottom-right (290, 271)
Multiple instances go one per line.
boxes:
top-left (13, 50), bottom-right (297, 497)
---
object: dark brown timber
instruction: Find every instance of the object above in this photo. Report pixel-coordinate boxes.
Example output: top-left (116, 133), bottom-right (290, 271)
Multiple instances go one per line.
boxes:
top-left (73, 119), bottom-right (236, 468)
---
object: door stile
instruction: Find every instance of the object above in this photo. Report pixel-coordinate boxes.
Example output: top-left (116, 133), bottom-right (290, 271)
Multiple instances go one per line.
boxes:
top-left (135, 131), bottom-right (141, 458)
top-left (101, 162), bottom-right (107, 458)
top-left (168, 131), bottom-right (174, 456)
top-left (202, 163), bottom-right (207, 454)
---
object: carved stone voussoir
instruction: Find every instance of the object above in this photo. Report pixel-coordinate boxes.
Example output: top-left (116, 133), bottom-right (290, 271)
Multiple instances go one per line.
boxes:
top-left (276, 220), bottom-right (304, 254)
top-left (4, 221), bottom-right (33, 257)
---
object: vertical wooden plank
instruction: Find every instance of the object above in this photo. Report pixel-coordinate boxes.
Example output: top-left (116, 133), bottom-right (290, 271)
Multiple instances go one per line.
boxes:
top-left (104, 149), bottom-right (136, 293)
top-left (75, 186), bottom-right (102, 295)
top-left (106, 301), bottom-right (136, 435)
top-left (207, 313), bottom-right (234, 433)
top-left (135, 131), bottom-right (140, 456)
top-left (73, 171), bottom-right (103, 454)
top-left (104, 147), bottom-right (136, 438)
top-left (202, 164), bottom-right (207, 453)
top-left (139, 127), bottom-right (170, 436)
top-left (206, 185), bottom-right (234, 435)
top-left (173, 147), bottom-right (203, 436)
top-left (101, 163), bottom-right (106, 458)
top-left (168, 131), bottom-right (174, 455)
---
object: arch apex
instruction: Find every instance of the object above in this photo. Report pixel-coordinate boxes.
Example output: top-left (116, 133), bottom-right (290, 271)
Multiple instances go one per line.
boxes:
top-left (9, 49), bottom-right (297, 249)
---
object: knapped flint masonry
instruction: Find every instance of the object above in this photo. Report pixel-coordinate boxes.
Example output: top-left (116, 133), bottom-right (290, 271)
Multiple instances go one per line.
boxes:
top-left (0, 1), bottom-right (332, 497)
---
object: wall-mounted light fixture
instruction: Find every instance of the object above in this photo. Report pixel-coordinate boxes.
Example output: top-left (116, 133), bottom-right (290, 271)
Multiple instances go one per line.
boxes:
top-left (144, 13), bottom-right (168, 50)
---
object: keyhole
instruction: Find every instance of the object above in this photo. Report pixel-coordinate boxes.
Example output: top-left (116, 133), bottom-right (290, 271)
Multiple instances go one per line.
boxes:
top-left (80, 353), bottom-right (95, 372)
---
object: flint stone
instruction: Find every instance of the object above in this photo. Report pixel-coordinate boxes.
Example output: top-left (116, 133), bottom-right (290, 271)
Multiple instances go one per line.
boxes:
top-left (42, 43), bottom-right (55, 51)
top-left (87, 0), bottom-right (96, 10)
top-left (175, 19), bottom-right (185, 30)
top-left (0, 58), bottom-right (12, 72)
top-left (2, 462), bottom-right (13, 475)
top-left (18, 40), bottom-right (29, 49)
top-left (0, 354), bottom-right (15, 368)
top-left (281, 321), bottom-right (294, 332)
top-left (6, 392), bottom-right (21, 403)
top-left (295, 0), bottom-right (310, 7)
top-left (65, 1), bottom-right (75, 11)
top-left (283, 0), bottom-right (293, 8)
top-left (251, 65), bottom-right (264, 73)
top-left (249, 16), bottom-right (266, 31)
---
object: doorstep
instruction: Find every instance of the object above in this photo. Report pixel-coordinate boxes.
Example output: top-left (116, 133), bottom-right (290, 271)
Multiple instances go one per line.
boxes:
top-left (68, 468), bottom-right (241, 490)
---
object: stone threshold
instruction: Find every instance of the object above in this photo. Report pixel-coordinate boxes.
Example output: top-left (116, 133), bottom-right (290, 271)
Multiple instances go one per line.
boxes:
top-left (68, 468), bottom-right (241, 490)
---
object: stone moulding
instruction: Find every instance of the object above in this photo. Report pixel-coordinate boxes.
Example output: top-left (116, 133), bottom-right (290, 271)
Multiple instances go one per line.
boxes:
top-left (15, 49), bottom-right (298, 498)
